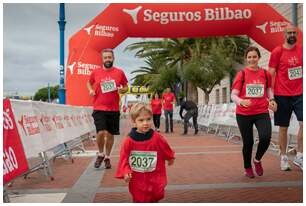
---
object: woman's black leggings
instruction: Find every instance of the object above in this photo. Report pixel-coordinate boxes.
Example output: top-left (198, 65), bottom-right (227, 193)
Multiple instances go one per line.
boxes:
top-left (236, 113), bottom-right (272, 169)
top-left (153, 114), bottom-right (161, 129)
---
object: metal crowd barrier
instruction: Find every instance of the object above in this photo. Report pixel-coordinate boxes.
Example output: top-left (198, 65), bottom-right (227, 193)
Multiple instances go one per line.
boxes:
top-left (172, 103), bottom-right (298, 154)
top-left (5, 131), bottom-right (95, 189)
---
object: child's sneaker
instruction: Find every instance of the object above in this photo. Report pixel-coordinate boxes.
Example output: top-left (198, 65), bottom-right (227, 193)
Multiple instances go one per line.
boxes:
top-left (245, 168), bottom-right (255, 178)
top-left (253, 159), bottom-right (263, 176)
top-left (280, 155), bottom-right (291, 171)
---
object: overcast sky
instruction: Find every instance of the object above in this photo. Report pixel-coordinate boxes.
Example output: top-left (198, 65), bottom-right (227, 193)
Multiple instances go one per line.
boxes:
top-left (3, 3), bottom-right (146, 96)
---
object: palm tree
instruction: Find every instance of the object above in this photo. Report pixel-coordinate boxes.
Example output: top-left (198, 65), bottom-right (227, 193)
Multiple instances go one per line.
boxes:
top-left (131, 56), bottom-right (180, 94)
top-left (126, 38), bottom-right (197, 99)
top-left (126, 36), bottom-right (250, 103)
top-left (125, 38), bottom-right (193, 67)
top-left (130, 56), bottom-right (161, 86)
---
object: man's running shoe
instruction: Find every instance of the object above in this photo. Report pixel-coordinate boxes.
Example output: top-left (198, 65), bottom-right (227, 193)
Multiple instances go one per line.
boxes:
top-left (104, 158), bottom-right (112, 169)
top-left (94, 155), bottom-right (104, 168)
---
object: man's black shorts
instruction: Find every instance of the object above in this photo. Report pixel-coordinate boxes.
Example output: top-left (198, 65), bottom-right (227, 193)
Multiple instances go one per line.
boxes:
top-left (274, 95), bottom-right (303, 127)
top-left (92, 110), bottom-right (120, 135)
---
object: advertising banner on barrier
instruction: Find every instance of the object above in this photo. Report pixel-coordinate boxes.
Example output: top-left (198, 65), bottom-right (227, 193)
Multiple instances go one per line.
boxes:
top-left (10, 100), bottom-right (95, 158)
top-left (10, 100), bottom-right (46, 158)
top-left (3, 98), bottom-right (29, 184)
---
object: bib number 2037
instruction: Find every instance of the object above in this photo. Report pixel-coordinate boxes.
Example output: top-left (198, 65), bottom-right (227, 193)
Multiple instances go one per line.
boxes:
top-left (129, 151), bottom-right (157, 173)
top-left (245, 84), bottom-right (264, 98)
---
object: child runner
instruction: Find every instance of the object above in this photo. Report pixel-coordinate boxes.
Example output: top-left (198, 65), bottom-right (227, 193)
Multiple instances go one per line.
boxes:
top-left (115, 102), bottom-right (175, 202)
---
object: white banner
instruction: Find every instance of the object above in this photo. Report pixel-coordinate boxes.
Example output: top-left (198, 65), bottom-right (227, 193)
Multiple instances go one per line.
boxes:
top-left (10, 100), bottom-right (95, 158)
top-left (11, 100), bottom-right (47, 158)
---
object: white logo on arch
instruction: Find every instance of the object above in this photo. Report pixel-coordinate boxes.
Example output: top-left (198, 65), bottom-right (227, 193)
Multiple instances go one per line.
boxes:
top-left (84, 25), bottom-right (95, 35)
top-left (123, 6), bottom-right (142, 24)
top-left (68, 62), bottom-right (76, 75)
top-left (256, 22), bottom-right (268, 34)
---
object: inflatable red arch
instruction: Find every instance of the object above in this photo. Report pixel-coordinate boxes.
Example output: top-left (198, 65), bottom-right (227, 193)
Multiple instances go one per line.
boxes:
top-left (66, 3), bottom-right (302, 106)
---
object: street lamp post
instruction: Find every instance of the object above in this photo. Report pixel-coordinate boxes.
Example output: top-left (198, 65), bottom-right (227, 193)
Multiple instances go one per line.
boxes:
top-left (58, 3), bottom-right (66, 104)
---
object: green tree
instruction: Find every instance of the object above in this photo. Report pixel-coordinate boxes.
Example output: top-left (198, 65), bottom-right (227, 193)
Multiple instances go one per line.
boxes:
top-left (34, 87), bottom-right (49, 101)
top-left (183, 48), bottom-right (233, 103)
top-left (51, 85), bottom-right (59, 100)
top-left (126, 38), bottom-right (195, 99)
top-left (33, 85), bottom-right (59, 102)
top-left (130, 56), bottom-right (163, 87)
top-left (182, 36), bottom-right (250, 103)
top-left (130, 56), bottom-right (180, 94)
top-left (126, 36), bottom-right (250, 103)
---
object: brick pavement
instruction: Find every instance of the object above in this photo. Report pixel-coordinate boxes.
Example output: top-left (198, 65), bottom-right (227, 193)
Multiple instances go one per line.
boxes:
top-left (7, 119), bottom-right (303, 203)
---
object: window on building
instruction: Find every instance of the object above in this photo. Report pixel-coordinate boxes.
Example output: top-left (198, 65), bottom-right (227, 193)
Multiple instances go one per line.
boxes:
top-left (222, 87), bottom-right (227, 103)
top-left (216, 89), bottom-right (220, 104)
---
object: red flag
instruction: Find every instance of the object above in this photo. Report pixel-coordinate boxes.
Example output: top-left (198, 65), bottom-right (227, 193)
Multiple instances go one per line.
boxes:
top-left (3, 98), bottom-right (29, 184)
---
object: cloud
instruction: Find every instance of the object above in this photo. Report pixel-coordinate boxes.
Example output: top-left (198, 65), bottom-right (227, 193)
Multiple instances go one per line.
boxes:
top-left (3, 4), bottom-right (155, 97)
top-left (3, 4), bottom-right (109, 96)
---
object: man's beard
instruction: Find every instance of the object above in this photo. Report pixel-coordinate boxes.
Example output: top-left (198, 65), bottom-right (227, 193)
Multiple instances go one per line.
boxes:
top-left (104, 61), bottom-right (113, 68)
top-left (287, 36), bottom-right (297, 45)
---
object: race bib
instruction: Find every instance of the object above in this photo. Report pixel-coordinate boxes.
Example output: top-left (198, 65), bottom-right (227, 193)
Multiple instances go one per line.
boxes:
top-left (288, 66), bottom-right (302, 80)
top-left (245, 84), bottom-right (264, 98)
top-left (129, 150), bottom-right (157, 173)
top-left (101, 80), bottom-right (117, 93)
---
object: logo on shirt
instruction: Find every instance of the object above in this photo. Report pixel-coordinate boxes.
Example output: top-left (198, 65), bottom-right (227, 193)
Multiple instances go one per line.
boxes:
top-left (288, 56), bottom-right (299, 66)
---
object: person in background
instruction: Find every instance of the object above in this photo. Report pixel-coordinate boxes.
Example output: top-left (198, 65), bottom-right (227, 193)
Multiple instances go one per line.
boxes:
top-left (151, 92), bottom-right (162, 132)
top-left (162, 87), bottom-right (176, 133)
top-left (179, 97), bottom-right (198, 135)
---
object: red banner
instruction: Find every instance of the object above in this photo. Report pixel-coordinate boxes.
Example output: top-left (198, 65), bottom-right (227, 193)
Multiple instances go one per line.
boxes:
top-left (3, 98), bottom-right (29, 184)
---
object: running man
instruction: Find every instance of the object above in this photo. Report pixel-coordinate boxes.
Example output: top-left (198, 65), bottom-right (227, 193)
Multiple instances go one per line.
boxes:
top-left (87, 48), bottom-right (128, 169)
top-left (268, 24), bottom-right (303, 171)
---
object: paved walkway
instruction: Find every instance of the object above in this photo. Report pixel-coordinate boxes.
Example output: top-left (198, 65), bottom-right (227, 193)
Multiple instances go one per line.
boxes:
top-left (7, 119), bottom-right (303, 203)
